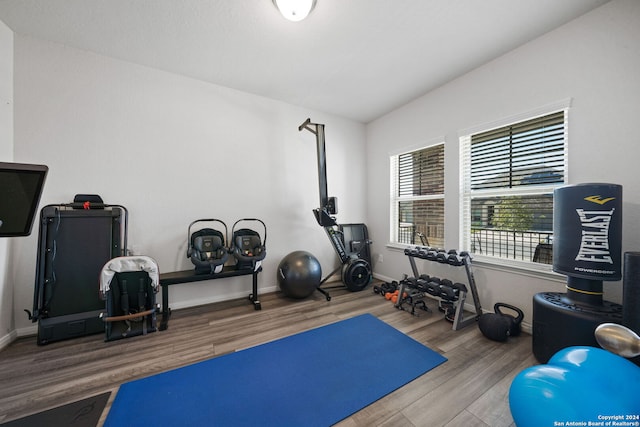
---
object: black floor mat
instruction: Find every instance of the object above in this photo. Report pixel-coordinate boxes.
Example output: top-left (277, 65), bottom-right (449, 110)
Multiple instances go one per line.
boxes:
top-left (0, 392), bottom-right (110, 427)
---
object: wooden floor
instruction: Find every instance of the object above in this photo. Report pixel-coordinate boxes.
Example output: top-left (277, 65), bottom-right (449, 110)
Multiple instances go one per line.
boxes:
top-left (0, 282), bottom-right (536, 426)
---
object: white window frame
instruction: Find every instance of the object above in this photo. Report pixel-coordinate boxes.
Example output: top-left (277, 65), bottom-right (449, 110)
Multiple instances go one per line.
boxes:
top-left (389, 139), bottom-right (445, 247)
top-left (459, 100), bottom-right (570, 271)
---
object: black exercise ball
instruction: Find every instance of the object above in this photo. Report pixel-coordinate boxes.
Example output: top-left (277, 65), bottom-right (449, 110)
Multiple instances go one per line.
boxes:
top-left (277, 251), bottom-right (322, 299)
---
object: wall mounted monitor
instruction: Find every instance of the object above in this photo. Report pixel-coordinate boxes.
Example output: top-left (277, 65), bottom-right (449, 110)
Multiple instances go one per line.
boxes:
top-left (0, 162), bottom-right (48, 237)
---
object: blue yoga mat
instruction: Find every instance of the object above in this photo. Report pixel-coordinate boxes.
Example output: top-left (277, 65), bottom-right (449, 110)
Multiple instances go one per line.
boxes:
top-left (104, 313), bottom-right (447, 427)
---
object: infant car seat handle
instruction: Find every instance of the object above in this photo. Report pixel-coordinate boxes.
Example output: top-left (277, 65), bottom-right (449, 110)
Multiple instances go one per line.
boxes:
top-left (231, 218), bottom-right (267, 247)
top-left (187, 218), bottom-right (228, 257)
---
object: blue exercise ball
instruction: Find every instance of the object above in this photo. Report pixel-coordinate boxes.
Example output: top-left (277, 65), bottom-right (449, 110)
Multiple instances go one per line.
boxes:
top-left (509, 346), bottom-right (640, 427)
top-left (277, 251), bottom-right (322, 299)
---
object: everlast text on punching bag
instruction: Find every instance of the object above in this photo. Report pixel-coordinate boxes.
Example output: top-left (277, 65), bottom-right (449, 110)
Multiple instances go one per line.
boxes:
top-left (532, 183), bottom-right (624, 363)
top-left (553, 183), bottom-right (622, 294)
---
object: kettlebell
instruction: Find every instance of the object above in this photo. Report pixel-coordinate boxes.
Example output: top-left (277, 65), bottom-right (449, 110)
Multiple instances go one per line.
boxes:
top-left (478, 303), bottom-right (524, 342)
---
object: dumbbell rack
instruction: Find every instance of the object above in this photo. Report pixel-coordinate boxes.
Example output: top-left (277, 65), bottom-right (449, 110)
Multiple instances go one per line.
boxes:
top-left (396, 247), bottom-right (483, 330)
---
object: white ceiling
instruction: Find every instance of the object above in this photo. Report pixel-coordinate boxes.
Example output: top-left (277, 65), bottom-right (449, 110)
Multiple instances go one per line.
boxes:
top-left (0, 0), bottom-right (610, 123)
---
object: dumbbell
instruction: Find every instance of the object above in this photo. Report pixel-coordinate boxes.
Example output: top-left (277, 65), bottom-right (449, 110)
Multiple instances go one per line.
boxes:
top-left (415, 276), bottom-right (429, 290)
top-left (453, 282), bottom-right (467, 293)
top-left (416, 278), bottom-right (433, 293)
top-left (438, 279), bottom-right (459, 300)
top-left (374, 281), bottom-right (398, 296)
top-left (438, 301), bottom-right (456, 322)
top-left (436, 252), bottom-right (449, 263)
top-left (447, 254), bottom-right (464, 266)
top-left (403, 277), bottom-right (419, 288)
top-left (425, 280), bottom-right (441, 297)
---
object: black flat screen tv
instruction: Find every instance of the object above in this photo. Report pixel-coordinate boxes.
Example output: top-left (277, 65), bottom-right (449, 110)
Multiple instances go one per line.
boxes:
top-left (0, 162), bottom-right (48, 237)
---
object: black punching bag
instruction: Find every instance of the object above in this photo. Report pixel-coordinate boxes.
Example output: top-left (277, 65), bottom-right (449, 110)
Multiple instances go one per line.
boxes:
top-left (532, 183), bottom-right (624, 363)
top-left (553, 183), bottom-right (622, 302)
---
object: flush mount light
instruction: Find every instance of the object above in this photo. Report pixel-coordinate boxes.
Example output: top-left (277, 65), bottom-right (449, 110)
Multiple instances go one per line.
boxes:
top-left (273, 0), bottom-right (317, 22)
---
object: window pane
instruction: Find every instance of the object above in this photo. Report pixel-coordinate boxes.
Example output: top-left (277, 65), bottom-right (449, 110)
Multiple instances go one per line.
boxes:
top-left (461, 107), bottom-right (567, 266)
top-left (398, 145), bottom-right (444, 197)
top-left (392, 143), bottom-right (445, 246)
top-left (398, 199), bottom-right (444, 247)
top-left (470, 194), bottom-right (553, 263)
top-left (470, 112), bottom-right (565, 190)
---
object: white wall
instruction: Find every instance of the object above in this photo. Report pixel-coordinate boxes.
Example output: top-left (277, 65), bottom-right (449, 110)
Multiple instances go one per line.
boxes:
top-left (10, 36), bottom-right (367, 335)
top-left (5, 0), bottom-right (639, 340)
top-left (0, 19), bottom-right (14, 347)
top-left (366, 0), bottom-right (640, 329)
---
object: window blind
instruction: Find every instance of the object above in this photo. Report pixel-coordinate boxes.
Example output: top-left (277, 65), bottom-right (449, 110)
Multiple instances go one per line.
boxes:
top-left (391, 143), bottom-right (445, 246)
top-left (398, 145), bottom-right (444, 196)
top-left (460, 108), bottom-right (567, 266)
top-left (470, 111), bottom-right (565, 190)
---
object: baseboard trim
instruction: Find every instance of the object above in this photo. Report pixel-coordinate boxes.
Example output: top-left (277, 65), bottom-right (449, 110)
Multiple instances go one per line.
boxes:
top-left (168, 285), bottom-right (279, 311)
top-left (0, 329), bottom-right (18, 352)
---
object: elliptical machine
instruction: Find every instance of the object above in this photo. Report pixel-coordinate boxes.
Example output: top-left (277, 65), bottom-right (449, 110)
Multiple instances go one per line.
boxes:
top-left (298, 118), bottom-right (372, 301)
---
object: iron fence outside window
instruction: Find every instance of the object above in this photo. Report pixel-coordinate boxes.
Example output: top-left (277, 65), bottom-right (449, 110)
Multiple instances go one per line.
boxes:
top-left (471, 227), bottom-right (553, 264)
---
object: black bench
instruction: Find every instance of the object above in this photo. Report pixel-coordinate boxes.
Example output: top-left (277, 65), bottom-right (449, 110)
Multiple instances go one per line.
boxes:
top-left (158, 266), bottom-right (262, 330)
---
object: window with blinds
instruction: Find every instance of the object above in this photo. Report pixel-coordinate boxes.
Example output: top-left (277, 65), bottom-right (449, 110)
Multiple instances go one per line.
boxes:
top-left (390, 143), bottom-right (444, 247)
top-left (460, 109), bottom-right (567, 265)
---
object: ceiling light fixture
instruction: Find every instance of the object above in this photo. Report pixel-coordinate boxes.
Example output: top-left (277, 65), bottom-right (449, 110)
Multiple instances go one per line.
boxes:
top-left (273, 0), bottom-right (317, 22)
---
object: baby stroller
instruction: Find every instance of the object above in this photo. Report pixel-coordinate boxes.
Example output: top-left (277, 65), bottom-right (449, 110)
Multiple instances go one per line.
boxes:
top-left (99, 256), bottom-right (159, 342)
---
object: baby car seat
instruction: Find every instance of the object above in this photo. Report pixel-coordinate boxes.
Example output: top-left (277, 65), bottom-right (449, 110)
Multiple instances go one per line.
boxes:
top-left (231, 218), bottom-right (267, 271)
top-left (187, 219), bottom-right (229, 274)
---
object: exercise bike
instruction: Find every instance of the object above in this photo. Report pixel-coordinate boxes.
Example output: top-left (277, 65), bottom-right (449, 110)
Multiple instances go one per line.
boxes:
top-left (299, 118), bottom-right (372, 301)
